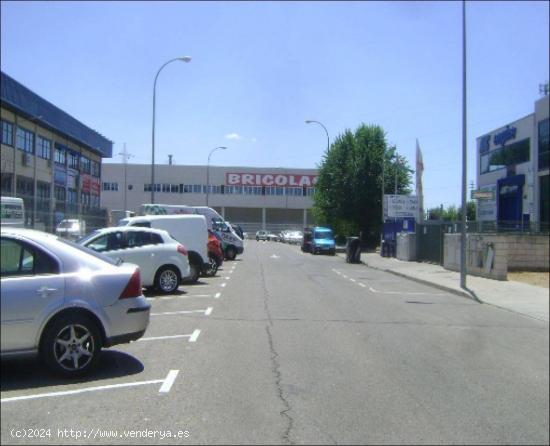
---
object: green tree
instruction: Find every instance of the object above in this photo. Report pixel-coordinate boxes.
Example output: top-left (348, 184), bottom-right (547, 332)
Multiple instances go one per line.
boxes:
top-left (427, 201), bottom-right (476, 221)
top-left (313, 123), bottom-right (413, 248)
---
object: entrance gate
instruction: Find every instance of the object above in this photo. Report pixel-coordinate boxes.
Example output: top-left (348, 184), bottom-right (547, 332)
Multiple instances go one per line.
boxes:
top-left (416, 222), bottom-right (455, 264)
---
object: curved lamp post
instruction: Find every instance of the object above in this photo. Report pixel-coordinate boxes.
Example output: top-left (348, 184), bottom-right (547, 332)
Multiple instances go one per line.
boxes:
top-left (151, 56), bottom-right (191, 204)
top-left (305, 119), bottom-right (330, 154)
top-left (206, 146), bottom-right (227, 206)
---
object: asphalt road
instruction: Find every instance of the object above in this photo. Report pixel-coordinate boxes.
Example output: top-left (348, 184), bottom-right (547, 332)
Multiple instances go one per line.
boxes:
top-left (1, 240), bottom-right (549, 445)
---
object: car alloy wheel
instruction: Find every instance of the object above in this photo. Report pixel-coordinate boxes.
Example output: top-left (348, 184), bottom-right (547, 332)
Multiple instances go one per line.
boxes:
top-left (156, 266), bottom-right (180, 293)
top-left (42, 314), bottom-right (102, 377)
top-left (203, 256), bottom-right (218, 277)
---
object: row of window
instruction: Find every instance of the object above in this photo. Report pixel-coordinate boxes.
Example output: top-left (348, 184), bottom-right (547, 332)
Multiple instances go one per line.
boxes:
top-left (1, 120), bottom-right (100, 177)
top-left (0, 174), bottom-right (100, 210)
top-left (104, 183), bottom-right (316, 197)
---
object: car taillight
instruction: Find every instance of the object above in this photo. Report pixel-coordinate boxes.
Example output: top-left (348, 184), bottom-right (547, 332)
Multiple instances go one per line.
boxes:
top-left (177, 244), bottom-right (188, 256)
top-left (119, 269), bottom-right (142, 299)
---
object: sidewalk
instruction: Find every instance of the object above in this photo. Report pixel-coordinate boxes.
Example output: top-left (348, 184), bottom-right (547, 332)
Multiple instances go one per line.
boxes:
top-left (338, 251), bottom-right (549, 323)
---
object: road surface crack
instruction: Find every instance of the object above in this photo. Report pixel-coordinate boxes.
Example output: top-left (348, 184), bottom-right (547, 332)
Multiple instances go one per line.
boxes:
top-left (258, 252), bottom-right (295, 445)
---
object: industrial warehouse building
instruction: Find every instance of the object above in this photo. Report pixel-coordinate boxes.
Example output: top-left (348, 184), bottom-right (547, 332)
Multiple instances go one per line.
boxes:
top-left (100, 163), bottom-right (319, 232)
top-left (1, 71), bottom-right (113, 231)
top-left (476, 94), bottom-right (549, 227)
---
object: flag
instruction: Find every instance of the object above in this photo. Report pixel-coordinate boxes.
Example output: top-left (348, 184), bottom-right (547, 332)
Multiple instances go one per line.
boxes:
top-left (416, 139), bottom-right (424, 222)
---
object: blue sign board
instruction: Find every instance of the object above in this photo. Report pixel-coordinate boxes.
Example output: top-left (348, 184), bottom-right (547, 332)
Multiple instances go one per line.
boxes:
top-left (493, 125), bottom-right (517, 147)
top-left (479, 135), bottom-right (491, 153)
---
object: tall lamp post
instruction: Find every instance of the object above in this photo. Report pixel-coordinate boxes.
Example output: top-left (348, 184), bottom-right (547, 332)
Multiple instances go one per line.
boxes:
top-left (305, 120), bottom-right (330, 154)
top-left (151, 56), bottom-right (191, 204)
top-left (118, 142), bottom-right (134, 212)
top-left (206, 146), bottom-right (227, 207)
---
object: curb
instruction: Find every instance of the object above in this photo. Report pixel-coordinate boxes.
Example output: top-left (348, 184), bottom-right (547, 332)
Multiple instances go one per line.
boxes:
top-left (360, 261), bottom-right (480, 302)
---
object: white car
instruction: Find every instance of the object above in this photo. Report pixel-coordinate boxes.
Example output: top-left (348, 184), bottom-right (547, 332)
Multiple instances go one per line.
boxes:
top-left (288, 231), bottom-right (303, 245)
top-left (78, 227), bottom-right (190, 294)
top-left (55, 219), bottom-right (86, 240)
top-left (1, 228), bottom-right (151, 377)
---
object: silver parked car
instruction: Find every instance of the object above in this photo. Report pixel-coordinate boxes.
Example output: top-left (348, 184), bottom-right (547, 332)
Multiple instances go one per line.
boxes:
top-left (1, 228), bottom-right (151, 377)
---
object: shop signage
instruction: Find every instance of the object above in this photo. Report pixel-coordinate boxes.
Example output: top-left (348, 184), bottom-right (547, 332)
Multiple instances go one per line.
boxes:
top-left (226, 173), bottom-right (318, 187)
top-left (90, 178), bottom-right (100, 195)
top-left (81, 174), bottom-right (91, 193)
top-left (477, 185), bottom-right (497, 221)
top-left (471, 190), bottom-right (495, 200)
top-left (479, 135), bottom-right (491, 153)
top-left (383, 194), bottom-right (419, 219)
top-left (493, 125), bottom-right (517, 147)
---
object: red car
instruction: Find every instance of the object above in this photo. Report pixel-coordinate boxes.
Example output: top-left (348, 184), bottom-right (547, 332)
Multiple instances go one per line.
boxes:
top-left (204, 229), bottom-right (224, 276)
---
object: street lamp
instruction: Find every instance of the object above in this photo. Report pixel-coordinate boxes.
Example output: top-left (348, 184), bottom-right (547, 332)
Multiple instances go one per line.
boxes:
top-left (305, 120), bottom-right (330, 154)
top-left (206, 146), bottom-right (227, 207)
top-left (151, 56), bottom-right (192, 204)
top-left (118, 142), bottom-right (134, 212)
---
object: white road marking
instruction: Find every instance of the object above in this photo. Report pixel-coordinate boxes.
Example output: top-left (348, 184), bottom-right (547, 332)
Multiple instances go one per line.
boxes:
top-left (342, 275), bottom-right (349, 279)
top-left (158, 370), bottom-right (180, 393)
top-left (358, 282), bottom-right (366, 288)
top-left (189, 329), bottom-right (201, 342)
top-left (151, 309), bottom-right (211, 316)
top-left (270, 254), bottom-right (280, 259)
top-left (215, 292), bottom-right (221, 299)
top-left (349, 278), bottom-right (356, 283)
top-left (225, 276), bottom-right (231, 280)
top-left (204, 306), bottom-right (213, 316)
top-left (1, 379), bottom-right (164, 403)
top-left (139, 334), bottom-right (192, 341)
top-left (220, 283), bottom-right (227, 288)
top-left (368, 286), bottom-right (445, 296)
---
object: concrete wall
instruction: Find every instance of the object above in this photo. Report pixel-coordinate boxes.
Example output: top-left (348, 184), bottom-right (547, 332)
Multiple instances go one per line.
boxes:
top-left (444, 233), bottom-right (549, 280)
top-left (506, 234), bottom-right (549, 271)
top-left (444, 234), bottom-right (508, 280)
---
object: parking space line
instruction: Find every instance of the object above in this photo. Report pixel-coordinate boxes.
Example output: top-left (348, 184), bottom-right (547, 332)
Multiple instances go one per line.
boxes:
top-left (151, 309), bottom-right (212, 316)
top-left (158, 370), bottom-right (180, 393)
top-left (220, 283), bottom-right (227, 288)
top-left (139, 334), bottom-right (194, 341)
top-left (1, 378), bottom-right (165, 403)
top-left (215, 292), bottom-right (221, 299)
top-left (189, 329), bottom-right (201, 342)
top-left (349, 278), bottom-right (356, 283)
top-left (204, 306), bottom-right (213, 316)
top-left (358, 282), bottom-right (366, 287)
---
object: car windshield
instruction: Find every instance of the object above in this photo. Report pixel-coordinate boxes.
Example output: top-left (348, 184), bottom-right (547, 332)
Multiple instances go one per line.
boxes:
top-left (315, 231), bottom-right (333, 240)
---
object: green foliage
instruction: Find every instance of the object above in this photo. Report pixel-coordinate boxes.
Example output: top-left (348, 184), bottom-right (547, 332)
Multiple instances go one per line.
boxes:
top-left (312, 123), bottom-right (413, 248)
top-left (427, 201), bottom-right (476, 221)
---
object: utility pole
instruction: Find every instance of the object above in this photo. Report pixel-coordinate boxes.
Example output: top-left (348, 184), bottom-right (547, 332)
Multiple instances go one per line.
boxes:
top-left (118, 143), bottom-right (134, 212)
top-left (460, 0), bottom-right (468, 290)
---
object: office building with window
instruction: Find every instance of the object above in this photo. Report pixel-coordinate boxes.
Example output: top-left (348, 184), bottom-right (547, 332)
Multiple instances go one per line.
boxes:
top-left (100, 163), bottom-right (319, 232)
top-left (1, 71), bottom-right (113, 231)
top-left (476, 94), bottom-right (549, 227)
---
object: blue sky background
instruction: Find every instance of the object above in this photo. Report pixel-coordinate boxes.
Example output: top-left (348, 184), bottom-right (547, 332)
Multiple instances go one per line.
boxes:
top-left (1, 1), bottom-right (548, 210)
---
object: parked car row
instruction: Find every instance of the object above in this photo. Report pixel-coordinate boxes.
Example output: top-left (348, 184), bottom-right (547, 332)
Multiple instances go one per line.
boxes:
top-left (1, 213), bottom-right (243, 378)
top-left (255, 229), bottom-right (303, 244)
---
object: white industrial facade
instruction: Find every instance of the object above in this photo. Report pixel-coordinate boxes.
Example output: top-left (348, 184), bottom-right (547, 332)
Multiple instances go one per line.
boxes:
top-left (100, 163), bottom-right (319, 231)
top-left (476, 94), bottom-right (549, 226)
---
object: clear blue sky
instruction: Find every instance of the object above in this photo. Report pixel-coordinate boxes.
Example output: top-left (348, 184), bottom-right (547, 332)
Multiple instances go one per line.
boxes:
top-left (1, 1), bottom-right (548, 210)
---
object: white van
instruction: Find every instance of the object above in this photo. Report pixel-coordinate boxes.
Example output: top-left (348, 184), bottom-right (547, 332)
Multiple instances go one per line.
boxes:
top-left (138, 204), bottom-right (244, 260)
top-left (118, 214), bottom-right (208, 283)
top-left (1, 197), bottom-right (25, 228)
